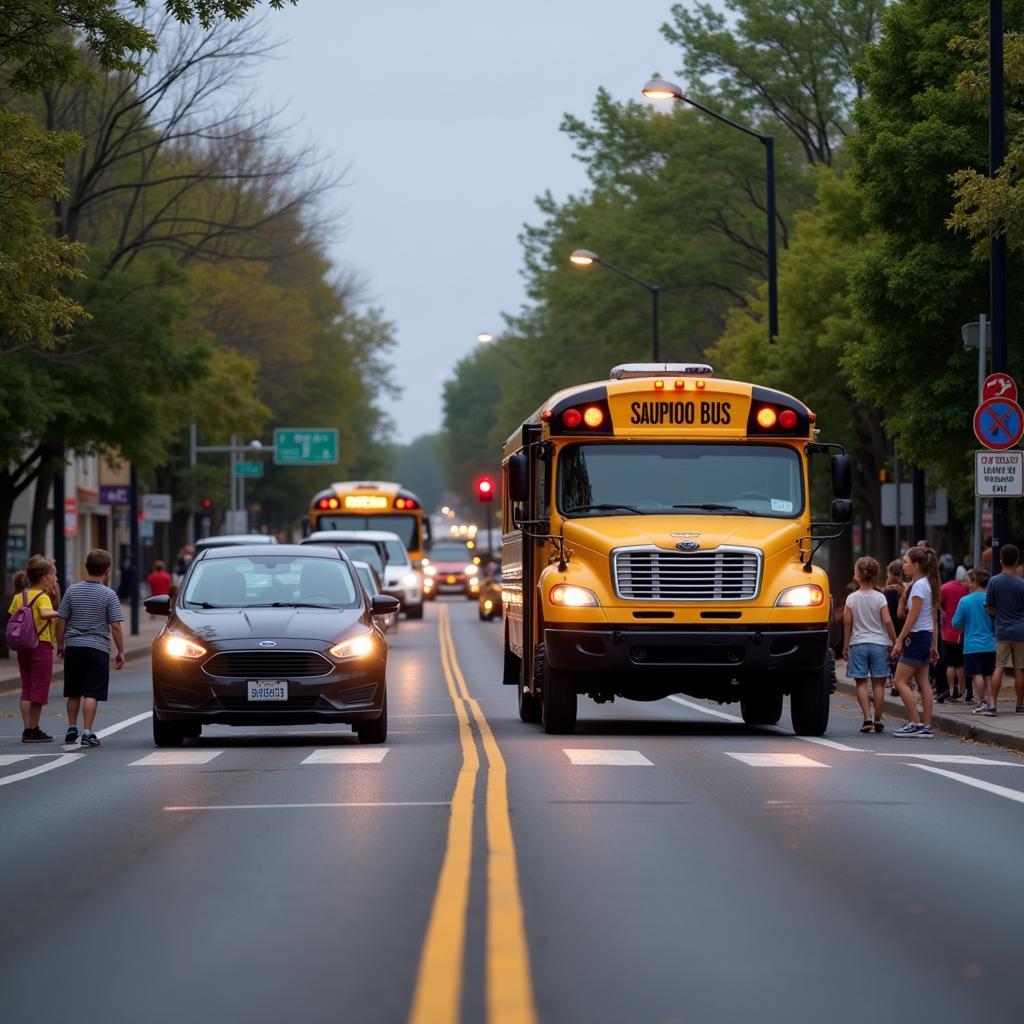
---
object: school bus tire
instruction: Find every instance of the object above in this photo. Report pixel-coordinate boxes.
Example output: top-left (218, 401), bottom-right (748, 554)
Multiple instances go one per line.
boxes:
top-left (541, 646), bottom-right (577, 734)
top-left (789, 650), bottom-right (832, 737)
top-left (740, 685), bottom-right (783, 726)
top-left (405, 602), bottom-right (424, 620)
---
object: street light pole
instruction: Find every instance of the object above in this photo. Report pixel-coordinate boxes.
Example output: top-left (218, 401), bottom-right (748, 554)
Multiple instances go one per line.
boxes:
top-left (568, 250), bottom-right (661, 360)
top-left (642, 79), bottom-right (779, 343)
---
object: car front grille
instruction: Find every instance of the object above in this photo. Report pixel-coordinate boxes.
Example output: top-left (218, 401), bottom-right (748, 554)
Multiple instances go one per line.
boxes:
top-left (614, 547), bottom-right (761, 602)
top-left (218, 695), bottom-right (322, 711)
top-left (202, 650), bottom-right (333, 678)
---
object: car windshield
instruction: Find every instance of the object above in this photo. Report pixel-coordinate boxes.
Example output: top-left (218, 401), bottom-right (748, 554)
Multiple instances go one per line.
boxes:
top-left (430, 544), bottom-right (471, 562)
top-left (559, 443), bottom-right (804, 519)
top-left (384, 539), bottom-right (408, 565)
top-left (317, 514), bottom-right (419, 549)
top-left (183, 555), bottom-right (360, 608)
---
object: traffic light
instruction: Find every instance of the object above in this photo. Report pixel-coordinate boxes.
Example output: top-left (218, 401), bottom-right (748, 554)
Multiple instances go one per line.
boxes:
top-left (476, 477), bottom-right (495, 503)
top-left (201, 497), bottom-right (213, 510)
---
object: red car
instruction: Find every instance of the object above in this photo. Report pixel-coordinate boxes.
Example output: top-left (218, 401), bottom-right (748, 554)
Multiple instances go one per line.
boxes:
top-left (423, 542), bottom-right (479, 600)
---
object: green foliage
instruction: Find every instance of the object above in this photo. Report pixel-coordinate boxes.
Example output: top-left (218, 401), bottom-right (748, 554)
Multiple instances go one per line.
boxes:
top-left (392, 434), bottom-right (443, 513)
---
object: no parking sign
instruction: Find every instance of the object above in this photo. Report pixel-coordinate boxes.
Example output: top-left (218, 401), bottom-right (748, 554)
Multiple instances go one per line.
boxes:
top-left (974, 397), bottom-right (1024, 451)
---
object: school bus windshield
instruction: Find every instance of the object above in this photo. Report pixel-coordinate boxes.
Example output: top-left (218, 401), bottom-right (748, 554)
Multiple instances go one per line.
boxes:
top-left (558, 442), bottom-right (804, 518)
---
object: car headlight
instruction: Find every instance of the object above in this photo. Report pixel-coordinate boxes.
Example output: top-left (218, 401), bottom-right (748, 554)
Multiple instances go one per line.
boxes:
top-left (423, 565), bottom-right (436, 577)
top-left (549, 584), bottom-right (600, 608)
top-left (329, 634), bottom-right (375, 659)
top-left (465, 564), bottom-right (479, 576)
top-left (164, 635), bottom-right (207, 659)
top-left (775, 585), bottom-right (825, 608)
top-left (402, 572), bottom-right (419, 587)
top-left (483, 599), bottom-right (493, 611)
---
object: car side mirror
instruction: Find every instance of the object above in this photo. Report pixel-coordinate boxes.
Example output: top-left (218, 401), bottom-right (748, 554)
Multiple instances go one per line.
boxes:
top-left (371, 594), bottom-right (400, 615)
top-left (145, 595), bottom-right (171, 616)
top-left (508, 453), bottom-right (528, 503)
top-left (831, 454), bottom-right (852, 499)
top-left (831, 499), bottom-right (853, 524)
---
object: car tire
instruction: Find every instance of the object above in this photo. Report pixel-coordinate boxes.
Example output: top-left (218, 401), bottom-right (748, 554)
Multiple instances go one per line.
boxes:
top-left (541, 646), bottom-right (577, 734)
top-left (740, 684), bottom-right (784, 726)
top-left (406, 602), bottom-right (424, 620)
top-left (356, 693), bottom-right (388, 744)
top-left (153, 713), bottom-right (185, 748)
top-left (790, 650), bottom-right (832, 736)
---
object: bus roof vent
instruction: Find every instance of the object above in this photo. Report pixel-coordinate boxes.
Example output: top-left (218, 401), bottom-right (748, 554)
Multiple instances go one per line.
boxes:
top-left (610, 363), bottom-right (714, 380)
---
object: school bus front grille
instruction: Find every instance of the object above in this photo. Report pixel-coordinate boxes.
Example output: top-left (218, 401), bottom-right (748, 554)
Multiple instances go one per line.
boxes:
top-left (613, 547), bottom-right (761, 602)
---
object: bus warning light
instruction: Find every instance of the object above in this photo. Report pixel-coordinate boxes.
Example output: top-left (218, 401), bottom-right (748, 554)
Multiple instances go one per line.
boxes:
top-left (756, 407), bottom-right (778, 429)
top-left (583, 406), bottom-right (605, 428)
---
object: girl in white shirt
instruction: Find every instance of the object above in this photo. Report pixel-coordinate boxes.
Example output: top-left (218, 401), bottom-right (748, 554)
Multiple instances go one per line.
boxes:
top-left (890, 546), bottom-right (941, 737)
top-left (843, 557), bottom-right (898, 733)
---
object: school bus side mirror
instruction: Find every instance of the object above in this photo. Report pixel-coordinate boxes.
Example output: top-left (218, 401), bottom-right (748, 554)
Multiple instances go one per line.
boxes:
top-left (831, 454), bottom-right (852, 499)
top-left (508, 454), bottom-right (529, 503)
top-left (831, 499), bottom-right (853, 524)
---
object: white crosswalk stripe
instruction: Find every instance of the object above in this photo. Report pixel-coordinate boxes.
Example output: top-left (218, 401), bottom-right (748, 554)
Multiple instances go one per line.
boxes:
top-left (726, 752), bottom-right (830, 768)
top-left (301, 748), bottom-right (389, 765)
top-left (0, 754), bottom-right (39, 766)
top-left (563, 749), bottom-right (653, 766)
top-left (130, 750), bottom-right (225, 766)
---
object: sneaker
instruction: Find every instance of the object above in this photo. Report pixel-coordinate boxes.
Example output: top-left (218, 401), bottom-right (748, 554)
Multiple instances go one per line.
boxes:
top-left (972, 703), bottom-right (990, 715)
top-left (982, 708), bottom-right (998, 717)
top-left (30, 728), bottom-right (53, 742)
top-left (936, 692), bottom-right (949, 704)
top-left (873, 719), bottom-right (885, 733)
top-left (80, 732), bottom-right (101, 748)
top-left (915, 725), bottom-right (934, 738)
top-left (64, 726), bottom-right (79, 744)
top-left (21, 728), bottom-right (49, 744)
top-left (964, 696), bottom-right (976, 705)
top-left (860, 719), bottom-right (873, 733)
top-left (894, 722), bottom-right (923, 737)
top-left (949, 693), bottom-right (962, 703)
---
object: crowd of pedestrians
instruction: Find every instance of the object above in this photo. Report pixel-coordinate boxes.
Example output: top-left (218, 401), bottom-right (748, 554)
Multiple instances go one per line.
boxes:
top-left (842, 539), bottom-right (1024, 738)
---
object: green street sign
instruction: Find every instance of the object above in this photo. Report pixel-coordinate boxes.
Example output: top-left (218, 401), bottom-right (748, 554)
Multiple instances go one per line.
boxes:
top-left (234, 461), bottom-right (264, 477)
top-left (273, 428), bottom-right (339, 466)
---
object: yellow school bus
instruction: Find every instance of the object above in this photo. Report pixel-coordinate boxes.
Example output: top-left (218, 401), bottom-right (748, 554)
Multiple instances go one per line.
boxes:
top-left (308, 481), bottom-right (431, 563)
top-left (500, 363), bottom-right (852, 736)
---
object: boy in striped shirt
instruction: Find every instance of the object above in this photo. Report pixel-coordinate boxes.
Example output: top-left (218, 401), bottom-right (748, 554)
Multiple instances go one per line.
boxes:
top-left (56, 549), bottom-right (126, 747)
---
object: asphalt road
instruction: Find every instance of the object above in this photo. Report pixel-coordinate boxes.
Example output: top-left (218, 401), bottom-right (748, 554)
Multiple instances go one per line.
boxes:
top-left (2, 600), bottom-right (1023, 1024)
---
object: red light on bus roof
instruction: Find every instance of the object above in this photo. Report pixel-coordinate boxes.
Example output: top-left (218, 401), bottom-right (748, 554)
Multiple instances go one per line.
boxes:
top-left (778, 409), bottom-right (798, 430)
top-left (563, 408), bottom-right (582, 428)
top-left (318, 498), bottom-right (329, 509)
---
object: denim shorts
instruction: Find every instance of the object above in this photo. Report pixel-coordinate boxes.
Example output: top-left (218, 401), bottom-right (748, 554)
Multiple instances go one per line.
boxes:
top-left (899, 631), bottom-right (933, 668)
top-left (847, 643), bottom-right (890, 679)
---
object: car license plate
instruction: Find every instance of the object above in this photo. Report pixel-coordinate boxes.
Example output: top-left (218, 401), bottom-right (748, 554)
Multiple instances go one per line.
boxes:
top-left (247, 680), bottom-right (288, 701)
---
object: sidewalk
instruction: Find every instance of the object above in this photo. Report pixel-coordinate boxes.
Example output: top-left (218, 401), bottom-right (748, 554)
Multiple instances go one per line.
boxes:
top-left (835, 658), bottom-right (1024, 755)
top-left (0, 609), bottom-right (162, 697)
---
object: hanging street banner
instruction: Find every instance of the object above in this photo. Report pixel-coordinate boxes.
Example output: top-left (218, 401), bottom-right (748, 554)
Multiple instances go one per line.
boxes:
top-left (974, 397), bottom-right (1024, 451)
top-left (976, 451), bottom-right (1024, 497)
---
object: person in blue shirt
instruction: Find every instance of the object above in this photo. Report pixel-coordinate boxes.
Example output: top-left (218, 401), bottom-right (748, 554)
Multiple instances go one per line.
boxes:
top-left (953, 568), bottom-right (997, 715)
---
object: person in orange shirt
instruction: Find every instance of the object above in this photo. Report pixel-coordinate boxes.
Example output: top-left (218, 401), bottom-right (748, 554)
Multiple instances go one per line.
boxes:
top-left (7, 555), bottom-right (60, 742)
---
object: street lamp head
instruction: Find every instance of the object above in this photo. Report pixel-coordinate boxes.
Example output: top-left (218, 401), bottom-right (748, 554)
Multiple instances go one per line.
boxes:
top-left (477, 332), bottom-right (494, 343)
top-left (569, 248), bottom-right (600, 266)
top-left (248, 439), bottom-right (263, 450)
top-left (642, 79), bottom-right (683, 102)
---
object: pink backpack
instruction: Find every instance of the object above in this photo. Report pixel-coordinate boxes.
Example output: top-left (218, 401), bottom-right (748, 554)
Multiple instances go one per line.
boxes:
top-left (6, 590), bottom-right (43, 652)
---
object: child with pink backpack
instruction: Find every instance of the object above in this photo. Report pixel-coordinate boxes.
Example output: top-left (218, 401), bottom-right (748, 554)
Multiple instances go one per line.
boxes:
top-left (6, 555), bottom-right (60, 742)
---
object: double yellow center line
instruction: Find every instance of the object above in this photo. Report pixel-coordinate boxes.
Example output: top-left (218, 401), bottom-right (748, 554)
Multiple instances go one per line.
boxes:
top-left (409, 605), bottom-right (537, 1024)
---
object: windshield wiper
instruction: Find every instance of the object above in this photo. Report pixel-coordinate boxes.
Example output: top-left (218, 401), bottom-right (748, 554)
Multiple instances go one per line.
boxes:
top-left (269, 602), bottom-right (337, 609)
top-left (671, 503), bottom-right (756, 516)
top-left (567, 503), bottom-right (648, 515)
top-left (195, 601), bottom-right (225, 609)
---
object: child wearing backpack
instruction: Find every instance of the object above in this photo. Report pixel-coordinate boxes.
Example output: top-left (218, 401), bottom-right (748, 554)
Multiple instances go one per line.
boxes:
top-left (6, 555), bottom-right (60, 743)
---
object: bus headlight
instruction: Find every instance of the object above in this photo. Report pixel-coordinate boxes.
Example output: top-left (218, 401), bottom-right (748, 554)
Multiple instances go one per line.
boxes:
top-left (549, 584), bottom-right (600, 608)
top-left (329, 634), bottom-right (375, 659)
top-left (164, 635), bottom-right (207, 659)
top-left (775, 585), bottom-right (824, 608)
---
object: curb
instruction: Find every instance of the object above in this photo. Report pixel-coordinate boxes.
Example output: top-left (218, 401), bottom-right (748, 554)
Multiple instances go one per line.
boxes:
top-left (834, 679), bottom-right (1024, 757)
top-left (0, 639), bottom-right (154, 699)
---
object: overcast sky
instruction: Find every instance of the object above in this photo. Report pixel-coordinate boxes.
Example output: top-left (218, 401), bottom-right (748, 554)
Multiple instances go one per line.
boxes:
top-left (253, 0), bottom-right (683, 443)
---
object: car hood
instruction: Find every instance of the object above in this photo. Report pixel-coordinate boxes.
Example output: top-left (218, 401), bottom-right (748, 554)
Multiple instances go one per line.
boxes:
top-left (174, 606), bottom-right (365, 644)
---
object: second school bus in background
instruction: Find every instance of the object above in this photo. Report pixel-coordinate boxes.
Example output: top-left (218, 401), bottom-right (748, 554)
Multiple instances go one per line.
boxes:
top-left (500, 363), bottom-right (852, 736)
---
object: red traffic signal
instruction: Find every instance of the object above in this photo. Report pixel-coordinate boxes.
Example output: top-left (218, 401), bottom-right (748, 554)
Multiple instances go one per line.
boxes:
top-left (201, 498), bottom-right (213, 510)
top-left (476, 477), bottom-right (495, 503)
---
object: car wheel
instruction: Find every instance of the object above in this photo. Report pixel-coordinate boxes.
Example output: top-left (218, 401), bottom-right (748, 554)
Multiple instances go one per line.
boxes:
top-left (541, 645), bottom-right (577, 734)
top-left (153, 713), bottom-right (185, 748)
top-left (790, 650), bottom-right (833, 736)
top-left (406, 602), bottom-right (424, 620)
top-left (356, 693), bottom-right (388, 744)
top-left (740, 684), bottom-right (783, 726)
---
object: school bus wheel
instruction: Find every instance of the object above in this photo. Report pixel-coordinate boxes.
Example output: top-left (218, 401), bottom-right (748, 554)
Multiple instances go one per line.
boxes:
top-left (540, 644), bottom-right (577, 734)
top-left (739, 684), bottom-right (783, 726)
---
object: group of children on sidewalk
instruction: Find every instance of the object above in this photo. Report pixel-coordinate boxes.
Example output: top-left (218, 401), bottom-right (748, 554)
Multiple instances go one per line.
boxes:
top-left (7, 549), bottom-right (126, 746)
top-left (843, 543), bottom-right (1024, 738)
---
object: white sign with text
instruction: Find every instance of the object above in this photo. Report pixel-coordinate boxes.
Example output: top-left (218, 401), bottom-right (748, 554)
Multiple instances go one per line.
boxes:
top-left (975, 450), bottom-right (1023, 497)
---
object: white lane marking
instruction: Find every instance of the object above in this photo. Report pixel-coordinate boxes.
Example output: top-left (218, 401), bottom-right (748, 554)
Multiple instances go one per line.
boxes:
top-left (96, 710), bottom-right (152, 739)
top-left (301, 748), bottom-right (389, 765)
top-left (797, 737), bottom-right (865, 752)
top-left (668, 695), bottom-right (742, 722)
top-left (563, 749), bottom-right (653, 766)
top-left (130, 750), bottom-right (225, 766)
top-left (0, 754), bottom-right (38, 766)
top-left (0, 753), bottom-right (85, 787)
top-left (910, 764), bottom-right (1024, 804)
top-left (726, 752), bottom-right (830, 768)
top-left (164, 801), bottom-right (449, 811)
top-left (876, 753), bottom-right (1024, 766)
